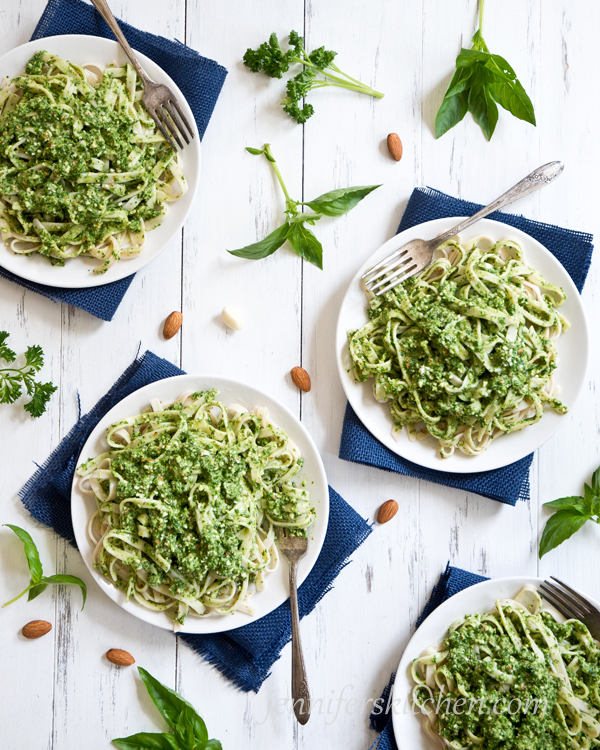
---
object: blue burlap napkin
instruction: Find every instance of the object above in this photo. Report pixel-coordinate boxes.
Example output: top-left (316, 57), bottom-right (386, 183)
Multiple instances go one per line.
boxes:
top-left (368, 564), bottom-right (488, 750)
top-left (0, 0), bottom-right (227, 321)
top-left (340, 186), bottom-right (594, 505)
top-left (20, 350), bottom-right (372, 692)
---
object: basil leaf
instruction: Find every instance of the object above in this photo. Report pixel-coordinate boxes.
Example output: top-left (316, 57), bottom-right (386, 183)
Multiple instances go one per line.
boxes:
top-left (487, 78), bottom-right (535, 125)
top-left (539, 509), bottom-right (591, 558)
top-left (445, 66), bottom-right (474, 98)
top-left (27, 582), bottom-right (48, 601)
top-left (175, 707), bottom-right (200, 750)
top-left (467, 74), bottom-right (498, 141)
top-left (304, 185), bottom-right (380, 217)
top-left (583, 484), bottom-right (596, 514)
top-left (455, 48), bottom-right (489, 68)
top-left (138, 668), bottom-right (205, 737)
top-left (227, 222), bottom-right (290, 260)
top-left (544, 496), bottom-right (588, 512)
top-left (245, 147), bottom-right (264, 155)
top-left (287, 222), bottom-right (323, 269)
top-left (435, 90), bottom-right (469, 139)
top-left (112, 732), bottom-right (182, 750)
top-left (203, 742), bottom-right (223, 750)
top-left (4, 524), bottom-right (43, 583)
top-left (487, 53), bottom-right (517, 80)
top-left (40, 574), bottom-right (87, 610)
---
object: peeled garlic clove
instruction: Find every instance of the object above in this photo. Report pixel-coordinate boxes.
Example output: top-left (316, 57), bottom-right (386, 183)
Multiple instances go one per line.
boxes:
top-left (222, 306), bottom-right (243, 331)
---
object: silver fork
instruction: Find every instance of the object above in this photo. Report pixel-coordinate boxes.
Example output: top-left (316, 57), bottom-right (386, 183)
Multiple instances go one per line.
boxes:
top-left (277, 527), bottom-right (311, 725)
top-left (90, 0), bottom-right (195, 151)
top-left (362, 161), bottom-right (564, 296)
top-left (539, 577), bottom-right (600, 640)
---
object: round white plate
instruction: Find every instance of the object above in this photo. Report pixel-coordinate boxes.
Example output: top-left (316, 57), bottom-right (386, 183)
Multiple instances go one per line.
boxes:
top-left (392, 575), bottom-right (600, 748)
top-left (0, 35), bottom-right (200, 288)
top-left (336, 217), bottom-right (589, 473)
top-left (71, 374), bottom-right (329, 634)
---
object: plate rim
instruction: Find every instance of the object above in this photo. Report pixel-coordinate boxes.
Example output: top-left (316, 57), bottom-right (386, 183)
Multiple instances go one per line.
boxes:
top-left (0, 34), bottom-right (200, 288)
top-left (70, 373), bottom-right (329, 634)
top-left (391, 574), bottom-right (600, 747)
top-left (336, 216), bottom-right (590, 474)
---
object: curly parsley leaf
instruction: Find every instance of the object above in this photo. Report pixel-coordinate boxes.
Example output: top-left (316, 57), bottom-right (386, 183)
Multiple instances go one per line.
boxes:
top-left (243, 31), bottom-right (383, 124)
top-left (0, 332), bottom-right (56, 417)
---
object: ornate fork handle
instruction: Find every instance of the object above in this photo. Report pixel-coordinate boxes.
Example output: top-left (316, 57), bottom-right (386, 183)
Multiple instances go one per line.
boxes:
top-left (289, 559), bottom-right (311, 724)
top-left (433, 161), bottom-right (564, 248)
top-left (90, 0), bottom-right (153, 86)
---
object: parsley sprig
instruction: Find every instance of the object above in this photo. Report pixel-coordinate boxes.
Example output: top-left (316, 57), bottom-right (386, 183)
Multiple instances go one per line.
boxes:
top-left (435, 0), bottom-right (535, 140)
top-left (539, 465), bottom-right (600, 558)
top-left (0, 331), bottom-right (56, 417)
top-left (243, 30), bottom-right (383, 124)
top-left (228, 144), bottom-right (379, 269)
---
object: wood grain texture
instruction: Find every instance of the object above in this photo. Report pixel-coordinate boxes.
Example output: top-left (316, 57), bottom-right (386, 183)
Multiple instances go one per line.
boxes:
top-left (1, 1), bottom-right (600, 748)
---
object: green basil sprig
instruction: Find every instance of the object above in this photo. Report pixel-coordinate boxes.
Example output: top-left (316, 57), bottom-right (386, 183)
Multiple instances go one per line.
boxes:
top-left (436, 0), bottom-right (535, 141)
top-left (539, 466), bottom-right (600, 558)
top-left (112, 668), bottom-right (222, 750)
top-left (227, 144), bottom-right (379, 269)
top-left (2, 524), bottom-right (86, 608)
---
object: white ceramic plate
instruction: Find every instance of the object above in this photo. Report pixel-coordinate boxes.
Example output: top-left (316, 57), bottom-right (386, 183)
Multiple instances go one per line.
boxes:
top-left (392, 575), bottom-right (600, 748)
top-left (71, 374), bottom-right (329, 634)
top-left (336, 217), bottom-right (589, 473)
top-left (0, 35), bottom-right (200, 288)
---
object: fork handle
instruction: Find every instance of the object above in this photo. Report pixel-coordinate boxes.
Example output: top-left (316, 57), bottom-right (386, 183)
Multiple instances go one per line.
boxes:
top-left (289, 559), bottom-right (311, 724)
top-left (433, 161), bottom-right (564, 247)
top-left (89, 0), bottom-right (153, 86)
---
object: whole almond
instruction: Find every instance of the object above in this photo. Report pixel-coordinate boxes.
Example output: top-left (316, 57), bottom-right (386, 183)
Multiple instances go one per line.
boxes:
top-left (22, 620), bottom-right (52, 639)
top-left (377, 499), bottom-right (399, 524)
top-left (106, 648), bottom-right (135, 666)
top-left (387, 133), bottom-right (403, 162)
top-left (163, 311), bottom-right (183, 339)
top-left (291, 366), bottom-right (311, 392)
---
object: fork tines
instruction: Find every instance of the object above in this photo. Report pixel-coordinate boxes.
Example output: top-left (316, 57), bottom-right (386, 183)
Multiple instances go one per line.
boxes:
top-left (150, 98), bottom-right (195, 152)
top-left (539, 577), bottom-right (597, 621)
top-left (361, 249), bottom-right (418, 296)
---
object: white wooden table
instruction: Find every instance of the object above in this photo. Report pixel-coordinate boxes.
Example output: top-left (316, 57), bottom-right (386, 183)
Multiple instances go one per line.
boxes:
top-left (1, 1), bottom-right (599, 747)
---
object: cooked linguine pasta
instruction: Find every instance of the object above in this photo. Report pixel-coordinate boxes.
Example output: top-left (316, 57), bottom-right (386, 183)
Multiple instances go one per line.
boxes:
top-left (0, 51), bottom-right (187, 273)
top-left (348, 237), bottom-right (569, 458)
top-left (76, 390), bottom-right (315, 624)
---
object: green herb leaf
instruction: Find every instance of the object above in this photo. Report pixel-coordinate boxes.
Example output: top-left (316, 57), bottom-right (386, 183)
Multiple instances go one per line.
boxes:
top-left (287, 222), bottom-right (323, 269)
top-left (4, 524), bottom-right (43, 583)
top-left (0, 331), bottom-right (16, 364)
top-left (543, 496), bottom-right (588, 512)
top-left (27, 582), bottom-right (48, 601)
top-left (583, 484), bottom-right (596, 514)
top-left (467, 74), bottom-right (498, 141)
top-left (435, 90), bottom-right (469, 139)
top-left (175, 707), bottom-right (202, 750)
top-left (24, 344), bottom-right (44, 372)
top-left (245, 147), bottom-right (264, 155)
top-left (40, 574), bottom-right (87, 609)
top-left (487, 78), bottom-right (535, 125)
top-left (455, 48), bottom-right (489, 68)
top-left (592, 464), bottom-right (600, 494)
top-left (23, 380), bottom-right (57, 419)
top-left (228, 222), bottom-right (290, 260)
top-left (203, 742), bottom-right (223, 750)
top-left (112, 732), bottom-right (182, 750)
top-left (304, 185), bottom-right (380, 217)
top-left (138, 668), bottom-right (205, 736)
top-left (539, 509), bottom-right (591, 558)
